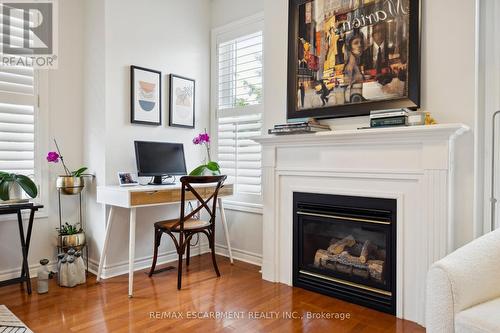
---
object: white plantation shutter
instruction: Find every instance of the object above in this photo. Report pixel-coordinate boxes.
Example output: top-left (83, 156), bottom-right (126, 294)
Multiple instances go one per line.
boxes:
top-left (214, 18), bottom-right (263, 200)
top-left (218, 113), bottom-right (262, 195)
top-left (0, 3), bottom-right (37, 177)
top-left (0, 66), bottom-right (36, 175)
top-left (218, 31), bottom-right (262, 109)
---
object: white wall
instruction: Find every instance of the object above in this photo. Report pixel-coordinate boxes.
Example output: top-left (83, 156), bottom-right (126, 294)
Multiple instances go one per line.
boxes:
top-left (83, 0), bottom-right (107, 268)
top-left (478, 0), bottom-right (500, 234)
top-left (83, 0), bottom-right (213, 274)
top-left (0, 0), bottom-right (85, 280)
top-left (211, 0), bottom-right (264, 27)
top-left (264, 0), bottom-right (478, 249)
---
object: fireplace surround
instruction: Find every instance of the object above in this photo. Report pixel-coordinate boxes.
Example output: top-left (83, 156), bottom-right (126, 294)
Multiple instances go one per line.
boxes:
top-left (293, 192), bottom-right (397, 314)
top-left (254, 124), bottom-right (469, 326)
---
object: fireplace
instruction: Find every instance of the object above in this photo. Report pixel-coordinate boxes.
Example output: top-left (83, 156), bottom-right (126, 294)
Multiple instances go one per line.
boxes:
top-left (293, 192), bottom-right (397, 314)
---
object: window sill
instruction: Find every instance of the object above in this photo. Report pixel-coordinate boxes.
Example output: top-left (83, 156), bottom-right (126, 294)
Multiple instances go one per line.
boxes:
top-left (221, 200), bottom-right (263, 215)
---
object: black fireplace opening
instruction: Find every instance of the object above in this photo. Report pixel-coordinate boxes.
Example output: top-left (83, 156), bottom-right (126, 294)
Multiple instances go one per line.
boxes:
top-left (293, 192), bottom-right (397, 315)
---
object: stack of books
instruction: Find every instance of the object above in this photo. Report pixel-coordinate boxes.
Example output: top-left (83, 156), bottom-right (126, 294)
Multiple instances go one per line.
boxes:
top-left (370, 108), bottom-right (410, 128)
top-left (268, 119), bottom-right (331, 135)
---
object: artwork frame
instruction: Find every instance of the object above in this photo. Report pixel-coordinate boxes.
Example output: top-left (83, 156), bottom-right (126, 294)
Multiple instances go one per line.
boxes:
top-left (131, 65), bottom-right (162, 126)
top-left (287, 0), bottom-right (421, 120)
top-left (169, 74), bottom-right (195, 129)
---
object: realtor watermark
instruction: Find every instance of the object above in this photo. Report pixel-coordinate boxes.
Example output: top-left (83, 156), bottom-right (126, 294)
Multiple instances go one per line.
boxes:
top-left (0, 0), bottom-right (58, 68)
top-left (149, 311), bottom-right (352, 321)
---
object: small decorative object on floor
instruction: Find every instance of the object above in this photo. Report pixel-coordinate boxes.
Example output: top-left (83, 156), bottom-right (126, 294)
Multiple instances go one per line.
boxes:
top-left (268, 118), bottom-right (331, 135)
top-left (37, 259), bottom-right (50, 294)
top-left (189, 130), bottom-right (221, 176)
top-left (57, 248), bottom-right (86, 288)
top-left (0, 305), bottom-right (32, 332)
top-left (47, 139), bottom-right (88, 195)
top-left (0, 172), bottom-right (37, 203)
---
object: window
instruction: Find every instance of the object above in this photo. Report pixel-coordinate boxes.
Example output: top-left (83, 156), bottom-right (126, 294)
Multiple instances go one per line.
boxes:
top-left (212, 14), bottom-right (264, 204)
top-left (0, 66), bottom-right (36, 177)
top-left (0, 4), bottom-right (45, 212)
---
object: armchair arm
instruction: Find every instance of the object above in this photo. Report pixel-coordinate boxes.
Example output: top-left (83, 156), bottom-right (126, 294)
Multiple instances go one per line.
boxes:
top-left (426, 229), bottom-right (500, 332)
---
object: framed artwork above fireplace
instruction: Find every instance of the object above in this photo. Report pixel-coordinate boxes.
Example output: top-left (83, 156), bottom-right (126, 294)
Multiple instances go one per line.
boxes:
top-left (287, 0), bottom-right (421, 120)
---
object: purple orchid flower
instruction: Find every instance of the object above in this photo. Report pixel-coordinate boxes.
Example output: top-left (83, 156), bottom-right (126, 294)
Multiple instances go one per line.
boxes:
top-left (47, 151), bottom-right (60, 163)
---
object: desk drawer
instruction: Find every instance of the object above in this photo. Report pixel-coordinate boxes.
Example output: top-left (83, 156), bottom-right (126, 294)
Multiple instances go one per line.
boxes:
top-left (169, 184), bottom-right (234, 202)
top-left (130, 190), bottom-right (171, 206)
top-left (130, 184), bottom-right (233, 206)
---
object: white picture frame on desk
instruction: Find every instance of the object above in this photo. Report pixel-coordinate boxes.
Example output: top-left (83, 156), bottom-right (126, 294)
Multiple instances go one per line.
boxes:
top-left (118, 172), bottom-right (139, 187)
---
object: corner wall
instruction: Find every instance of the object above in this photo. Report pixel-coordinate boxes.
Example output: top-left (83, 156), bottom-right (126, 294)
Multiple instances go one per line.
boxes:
top-left (83, 0), bottom-right (213, 275)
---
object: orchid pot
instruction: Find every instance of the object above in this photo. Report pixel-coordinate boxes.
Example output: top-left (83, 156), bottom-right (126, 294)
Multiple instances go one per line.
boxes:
top-left (48, 139), bottom-right (89, 195)
top-left (56, 176), bottom-right (85, 195)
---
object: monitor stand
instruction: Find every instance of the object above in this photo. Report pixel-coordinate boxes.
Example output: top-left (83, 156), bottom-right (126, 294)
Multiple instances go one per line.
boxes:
top-left (148, 175), bottom-right (175, 186)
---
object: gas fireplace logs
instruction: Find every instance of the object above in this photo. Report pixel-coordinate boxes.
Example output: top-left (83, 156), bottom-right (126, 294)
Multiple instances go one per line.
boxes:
top-left (314, 236), bottom-right (385, 283)
top-left (327, 235), bottom-right (356, 254)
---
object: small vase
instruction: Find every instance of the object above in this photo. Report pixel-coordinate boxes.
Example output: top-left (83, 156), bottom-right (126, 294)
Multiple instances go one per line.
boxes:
top-left (56, 176), bottom-right (84, 195)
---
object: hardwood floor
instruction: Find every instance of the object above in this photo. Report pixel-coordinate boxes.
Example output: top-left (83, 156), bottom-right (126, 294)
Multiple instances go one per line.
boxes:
top-left (0, 254), bottom-right (424, 332)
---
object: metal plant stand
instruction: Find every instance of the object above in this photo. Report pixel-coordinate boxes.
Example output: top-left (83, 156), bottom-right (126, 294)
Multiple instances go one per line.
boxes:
top-left (56, 188), bottom-right (89, 274)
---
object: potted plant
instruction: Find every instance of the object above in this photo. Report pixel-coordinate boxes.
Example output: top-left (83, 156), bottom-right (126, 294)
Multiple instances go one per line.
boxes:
top-left (189, 130), bottom-right (221, 176)
top-left (57, 222), bottom-right (86, 250)
top-left (0, 172), bottom-right (38, 202)
top-left (47, 139), bottom-right (88, 195)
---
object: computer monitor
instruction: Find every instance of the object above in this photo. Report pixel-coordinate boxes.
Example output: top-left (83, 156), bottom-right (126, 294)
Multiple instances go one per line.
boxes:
top-left (134, 141), bottom-right (187, 185)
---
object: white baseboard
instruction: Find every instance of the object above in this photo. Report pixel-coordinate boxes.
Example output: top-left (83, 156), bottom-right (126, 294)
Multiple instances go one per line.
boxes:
top-left (0, 260), bottom-right (57, 282)
top-left (215, 243), bottom-right (262, 267)
top-left (92, 241), bottom-right (262, 279)
top-left (0, 242), bottom-right (263, 284)
top-left (91, 243), bottom-right (209, 279)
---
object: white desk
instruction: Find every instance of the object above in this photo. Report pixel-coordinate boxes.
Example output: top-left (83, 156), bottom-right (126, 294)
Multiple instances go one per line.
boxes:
top-left (96, 183), bottom-right (234, 297)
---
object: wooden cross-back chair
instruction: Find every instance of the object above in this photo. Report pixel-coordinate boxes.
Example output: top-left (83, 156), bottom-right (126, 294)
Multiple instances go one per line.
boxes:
top-left (148, 175), bottom-right (227, 289)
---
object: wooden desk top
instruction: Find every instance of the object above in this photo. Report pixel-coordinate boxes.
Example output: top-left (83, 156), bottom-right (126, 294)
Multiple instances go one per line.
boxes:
top-left (96, 183), bottom-right (233, 208)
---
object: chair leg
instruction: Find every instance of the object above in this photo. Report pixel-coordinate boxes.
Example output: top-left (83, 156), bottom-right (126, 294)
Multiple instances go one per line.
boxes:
top-left (149, 229), bottom-right (161, 277)
top-left (186, 240), bottom-right (190, 268)
top-left (177, 251), bottom-right (183, 290)
top-left (209, 232), bottom-right (220, 277)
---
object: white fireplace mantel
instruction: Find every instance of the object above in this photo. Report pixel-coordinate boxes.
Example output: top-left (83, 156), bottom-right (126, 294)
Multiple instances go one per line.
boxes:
top-left (253, 123), bottom-right (469, 326)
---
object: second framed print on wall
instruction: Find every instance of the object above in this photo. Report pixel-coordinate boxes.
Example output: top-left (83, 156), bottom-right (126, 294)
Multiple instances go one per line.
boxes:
top-left (131, 65), bottom-right (162, 125)
top-left (169, 74), bottom-right (195, 128)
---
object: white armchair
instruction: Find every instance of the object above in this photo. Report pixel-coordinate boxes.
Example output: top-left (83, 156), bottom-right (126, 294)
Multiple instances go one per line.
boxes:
top-left (426, 228), bottom-right (500, 333)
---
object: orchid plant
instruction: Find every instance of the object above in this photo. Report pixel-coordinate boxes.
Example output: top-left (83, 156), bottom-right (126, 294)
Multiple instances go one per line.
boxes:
top-left (189, 130), bottom-right (221, 176)
top-left (47, 139), bottom-right (88, 177)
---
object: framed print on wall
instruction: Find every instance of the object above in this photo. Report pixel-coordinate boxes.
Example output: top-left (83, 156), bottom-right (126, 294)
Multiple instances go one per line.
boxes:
top-left (169, 74), bottom-right (195, 128)
top-left (287, 0), bottom-right (421, 120)
top-left (131, 65), bottom-right (162, 125)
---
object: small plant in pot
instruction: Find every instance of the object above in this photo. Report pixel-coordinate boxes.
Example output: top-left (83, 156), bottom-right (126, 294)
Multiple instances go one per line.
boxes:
top-left (189, 130), bottom-right (221, 176)
top-left (47, 139), bottom-right (88, 195)
top-left (0, 172), bottom-right (38, 202)
top-left (57, 222), bottom-right (86, 250)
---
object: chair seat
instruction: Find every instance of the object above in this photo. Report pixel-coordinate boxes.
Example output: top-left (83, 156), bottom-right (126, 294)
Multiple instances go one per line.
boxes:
top-left (455, 297), bottom-right (500, 333)
top-left (155, 218), bottom-right (211, 231)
